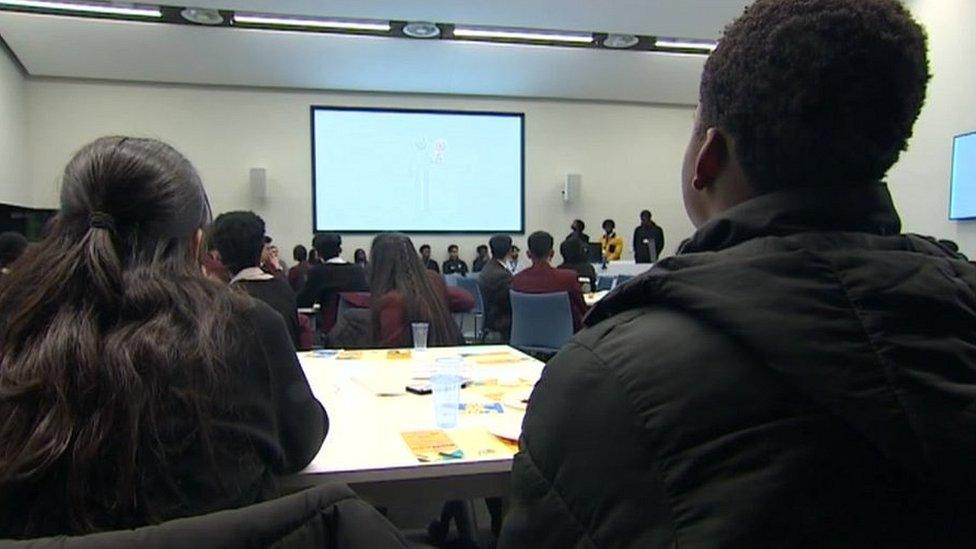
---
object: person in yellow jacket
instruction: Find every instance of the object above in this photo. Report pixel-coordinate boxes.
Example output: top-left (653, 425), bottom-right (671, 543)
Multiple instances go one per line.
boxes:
top-left (600, 219), bottom-right (624, 261)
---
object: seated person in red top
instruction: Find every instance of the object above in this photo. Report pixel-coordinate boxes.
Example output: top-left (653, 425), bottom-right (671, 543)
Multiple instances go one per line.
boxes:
top-left (512, 231), bottom-right (588, 332)
top-left (368, 233), bottom-right (464, 348)
top-left (287, 244), bottom-right (310, 293)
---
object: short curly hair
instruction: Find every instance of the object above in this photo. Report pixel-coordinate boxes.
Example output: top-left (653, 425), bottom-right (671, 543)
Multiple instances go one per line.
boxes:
top-left (210, 211), bottom-right (265, 274)
top-left (700, 0), bottom-right (930, 192)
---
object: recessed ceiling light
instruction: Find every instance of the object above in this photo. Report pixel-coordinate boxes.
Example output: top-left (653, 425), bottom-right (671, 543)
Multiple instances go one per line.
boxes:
top-left (603, 33), bottom-right (639, 49)
top-left (402, 21), bottom-right (440, 39)
top-left (233, 13), bottom-right (391, 32)
top-left (452, 25), bottom-right (593, 44)
top-left (654, 37), bottom-right (717, 52)
top-left (180, 7), bottom-right (223, 25)
top-left (0, 0), bottom-right (161, 18)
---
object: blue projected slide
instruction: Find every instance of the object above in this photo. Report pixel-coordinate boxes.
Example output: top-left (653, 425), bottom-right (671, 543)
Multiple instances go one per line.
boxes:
top-left (312, 107), bottom-right (524, 232)
top-left (950, 131), bottom-right (976, 220)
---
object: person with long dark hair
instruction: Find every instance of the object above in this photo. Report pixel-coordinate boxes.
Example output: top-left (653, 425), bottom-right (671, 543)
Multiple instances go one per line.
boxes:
top-left (0, 137), bottom-right (327, 538)
top-left (369, 233), bottom-right (461, 348)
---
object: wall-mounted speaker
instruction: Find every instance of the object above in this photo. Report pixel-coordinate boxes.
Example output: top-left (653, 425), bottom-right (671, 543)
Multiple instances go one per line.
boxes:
top-left (563, 173), bottom-right (581, 202)
top-left (250, 168), bottom-right (267, 201)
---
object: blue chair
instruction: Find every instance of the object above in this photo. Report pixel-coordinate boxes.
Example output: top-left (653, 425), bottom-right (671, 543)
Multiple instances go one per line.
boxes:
top-left (509, 291), bottom-right (574, 354)
top-left (456, 276), bottom-right (485, 341)
top-left (613, 274), bottom-right (633, 288)
top-left (595, 275), bottom-right (615, 291)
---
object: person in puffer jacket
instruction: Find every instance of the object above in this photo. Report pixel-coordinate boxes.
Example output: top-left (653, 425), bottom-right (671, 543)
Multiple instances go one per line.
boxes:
top-left (500, 0), bottom-right (976, 547)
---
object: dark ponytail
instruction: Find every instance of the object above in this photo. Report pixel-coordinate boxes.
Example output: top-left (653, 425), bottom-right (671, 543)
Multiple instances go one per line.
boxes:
top-left (0, 137), bottom-right (247, 536)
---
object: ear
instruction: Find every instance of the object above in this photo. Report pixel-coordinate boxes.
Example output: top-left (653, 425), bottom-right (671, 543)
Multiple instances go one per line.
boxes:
top-left (692, 128), bottom-right (730, 190)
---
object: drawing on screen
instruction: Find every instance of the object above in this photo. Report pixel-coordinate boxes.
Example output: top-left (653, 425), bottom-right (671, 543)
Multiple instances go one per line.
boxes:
top-left (413, 137), bottom-right (448, 213)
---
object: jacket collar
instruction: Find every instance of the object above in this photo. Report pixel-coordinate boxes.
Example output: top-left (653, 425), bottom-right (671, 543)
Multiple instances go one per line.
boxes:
top-left (679, 182), bottom-right (901, 254)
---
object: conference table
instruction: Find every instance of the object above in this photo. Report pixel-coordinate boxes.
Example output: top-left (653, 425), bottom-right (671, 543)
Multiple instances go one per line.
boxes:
top-left (285, 345), bottom-right (545, 509)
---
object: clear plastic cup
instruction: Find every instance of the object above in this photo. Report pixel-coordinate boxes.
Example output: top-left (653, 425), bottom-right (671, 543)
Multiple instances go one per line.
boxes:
top-left (432, 357), bottom-right (463, 428)
top-left (411, 322), bottom-right (429, 351)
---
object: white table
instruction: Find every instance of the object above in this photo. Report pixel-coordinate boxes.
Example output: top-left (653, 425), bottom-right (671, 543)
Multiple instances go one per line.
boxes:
top-left (286, 345), bottom-right (544, 508)
top-left (592, 260), bottom-right (653, 278)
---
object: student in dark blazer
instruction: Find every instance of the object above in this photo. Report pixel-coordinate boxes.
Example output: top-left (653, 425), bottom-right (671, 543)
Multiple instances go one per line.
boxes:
top-left (479, 235), bottom-right (515, 340)
top-left (297, 233), bottom-right (369, 333)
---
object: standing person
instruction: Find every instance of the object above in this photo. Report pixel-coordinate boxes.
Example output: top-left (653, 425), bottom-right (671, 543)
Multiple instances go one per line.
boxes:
top-left (511, 231), bottom-right (587, 332)
top-left (0, 231), bottom-right (28, 275)
top-left (419, 244), bottom-right (440, 273)
top-left (599, 219), bottom-right (624, 261)
top-left (288, 244), bottom-right (310, 293)
top-left (502, 1), bottom-right (976, 547)
top-left (472, 244), bottom-right (490, 273)
top-left (633, 209), bottom-right (665, 263)
top-left (442, 244), bottom-right (468, 276)
top-left (369, 233), bottom-right (461, 348)
top-left (479, 235), bottom-right (514, 341)
top-left (0, 137), bottom-right (326, 538)
top-left (211, 211), bottom-right (301, 348)
top-left (566, 219), bottom-right (589, 243)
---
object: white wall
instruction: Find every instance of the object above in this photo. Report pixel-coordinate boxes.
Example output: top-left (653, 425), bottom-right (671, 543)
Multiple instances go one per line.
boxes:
top-left (26, 79), bottom-right (696, 264)
top-left (0, 45), bottom-right (28, 205)
top-left (889, 0), bottom-right (976, 256)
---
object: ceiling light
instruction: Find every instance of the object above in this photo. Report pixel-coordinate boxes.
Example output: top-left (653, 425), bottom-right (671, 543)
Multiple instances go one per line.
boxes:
top-left (402, 21), bottom-right (440, 39)
top-left (233, 12), bottom-right (391, 32)
top-left (452, 25), bottom-right (593, 44)
top-left (602, 33), bottom-right (639, 49)
top-left (180, 7), bottom-right (223, 25)
top-left (654, 37), bottom-right (717, 52)
top-left (0, 0), bottom-right (161, 17)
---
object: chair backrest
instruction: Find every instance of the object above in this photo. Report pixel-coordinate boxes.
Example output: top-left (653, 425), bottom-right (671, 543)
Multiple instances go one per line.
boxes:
top-left (509, 290), bottom-right (573, 353)
top-left (595, 275), bottom-right (615, 291)
top-left (614, 274), bottom-right (633, 288)
top-left (457, 276), bottom-right (485, 315)
top-left (4, 483), bottom-right (409, 549)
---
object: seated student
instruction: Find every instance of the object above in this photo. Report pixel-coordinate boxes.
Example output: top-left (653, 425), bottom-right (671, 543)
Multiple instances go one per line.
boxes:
top-left (259, 236), bottom-right (286, 281)
top-left (507, 244), bottom-right (527, 274)
top-left (287, 244), bottom-right (310, 293)
top-left (442, 244), bottom-right (468, 276)
top-left (556, 237), bottom-right (597, 289)
top-left (479, 235), bottom-right (515, 341)
top-left (353, 247), bottom-right (369, 271)
top-left (511, 231), bottom-right (587, 332)
top-left (501, 1), bottom-right (976, 547)
top-left (0, 231), bottom-right (28, 275)
top-left (296, 233), bottom-right (369, 322)
top-left (211, 211), bottom-right (301, 348)
top-left (472, 244), bottom-right (490, 273)
top-left (0, 136), bottom-right (327, 538)
top-left (369, 233), bottom-right (462, 348)
top-left (419, 243), bottom-right (440, 273)
top-left (599, 218), bottom-right (624, 261)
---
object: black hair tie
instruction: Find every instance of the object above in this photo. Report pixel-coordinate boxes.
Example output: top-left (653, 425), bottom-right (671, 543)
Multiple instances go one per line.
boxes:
top-left (89, 211), bottom-right (117, 233)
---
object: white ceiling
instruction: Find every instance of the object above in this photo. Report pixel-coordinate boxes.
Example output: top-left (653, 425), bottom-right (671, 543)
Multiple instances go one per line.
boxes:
top-left (0, 1), bottom-right (751, 104)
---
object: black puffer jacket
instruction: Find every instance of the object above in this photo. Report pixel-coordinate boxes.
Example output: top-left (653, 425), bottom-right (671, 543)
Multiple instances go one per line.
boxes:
top-left (500, 184), bottom-right (976, 548)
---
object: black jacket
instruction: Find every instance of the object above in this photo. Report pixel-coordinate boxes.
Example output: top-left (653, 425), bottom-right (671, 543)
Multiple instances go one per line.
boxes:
top-left (6, 484), bottom-right (407, 548)
top-left (500, 184), bottom-right (976, 548)
top-left (235, 277), bottom-right (301, 348)
top-left (296, 262), bottom-right (369, 309)
top-left (633, 222), bottom-right (664, 263)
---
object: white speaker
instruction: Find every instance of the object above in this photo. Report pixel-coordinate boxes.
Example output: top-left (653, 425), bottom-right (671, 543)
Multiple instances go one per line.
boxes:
top-left (563, 173), bottom-right (581, 202)
top-left (249, 168), bottom-right (267, 201)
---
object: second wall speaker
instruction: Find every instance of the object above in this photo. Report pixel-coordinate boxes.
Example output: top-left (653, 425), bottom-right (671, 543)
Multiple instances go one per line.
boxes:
top-left (563, 173), bottom-right (581, 202)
